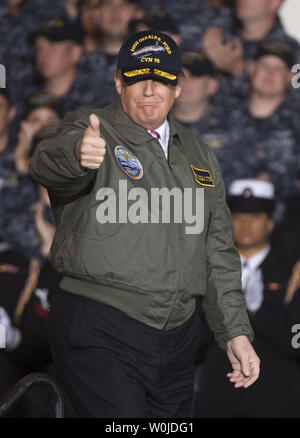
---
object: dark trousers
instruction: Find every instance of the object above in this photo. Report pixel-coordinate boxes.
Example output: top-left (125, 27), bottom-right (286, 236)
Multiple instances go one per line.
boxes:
top-left (48, 287), bottom-right (201, 418)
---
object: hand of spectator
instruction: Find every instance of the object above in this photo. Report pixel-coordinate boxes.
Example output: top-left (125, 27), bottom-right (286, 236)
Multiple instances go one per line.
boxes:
top-left (216, 38), bottom-right (244, 76)
top-left (76, 114), bottom-right (106, 170)
top-left (202, 26), bottom-right (224, 55)
top-left (202, 27), bottom-right (244, 77)
top-left (14, 120), bottom-right (39, 173)
top-left (226, 335), bottom-right (260, 388)
top-left (0, 307), bottom-right (22, 351)
top-left (32, 200), bottom-right (55, 257)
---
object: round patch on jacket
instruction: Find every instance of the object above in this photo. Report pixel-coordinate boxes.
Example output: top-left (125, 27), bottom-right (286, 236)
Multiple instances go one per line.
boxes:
top-left (114, 146), bottom-right (144, 180)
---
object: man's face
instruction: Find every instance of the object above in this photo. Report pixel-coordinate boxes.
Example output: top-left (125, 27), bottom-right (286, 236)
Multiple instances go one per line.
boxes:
top-left (35, 36), bottom-right (82, 80)
top-left (80, 0), bottom-right (102, 35)
top-left (249, 55), bottom-right (292, 98)
top-left (232, 212), bottom-right (274, 250)
top-left (26, 108), bottom-right (61, 133)
top-left (98, 0), bottom-right (142, 40)
top-left (235, 0), bottom-right (281, 22)
top-left (0, 95), bottom-right (15, 139)
top-left (114, 75), bottom-right (182, 130)
top-left (176, 68), bottom-right (217, 105)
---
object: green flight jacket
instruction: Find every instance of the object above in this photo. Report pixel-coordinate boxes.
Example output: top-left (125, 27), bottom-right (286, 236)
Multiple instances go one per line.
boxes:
top-left (29, 99), bottom-right (254, 350)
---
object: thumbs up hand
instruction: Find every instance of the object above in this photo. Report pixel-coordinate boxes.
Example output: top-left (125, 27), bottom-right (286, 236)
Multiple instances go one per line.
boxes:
top-left (77, 114), bottom-right (106, 169)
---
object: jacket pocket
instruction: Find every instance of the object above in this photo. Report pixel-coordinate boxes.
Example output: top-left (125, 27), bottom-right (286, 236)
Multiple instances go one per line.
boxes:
top-left (71, 202), bottom-right (124, 242)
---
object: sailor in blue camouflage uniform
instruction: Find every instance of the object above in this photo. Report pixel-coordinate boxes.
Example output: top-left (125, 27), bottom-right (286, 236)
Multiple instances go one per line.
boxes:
top-left (0, 96), bottom-right (60, 263)
top-left (0, 0), bottom-right (68, 118)
top-left (0, 90), bottom-right (63, 223)
top-left (202, 0), bottom-right (300, 100)
top-left (172, 49), bottom-right (235, 188)
top-left (221, 40), bottom-right (300, 222)
top-left (77, 51), bottom-right (118, 110)
top-left (25, 16), bottom-right (105, 116)
top-left (77, 0), bottom-right (144, 109)
top-left (233, 1), bottom-right (300, 62)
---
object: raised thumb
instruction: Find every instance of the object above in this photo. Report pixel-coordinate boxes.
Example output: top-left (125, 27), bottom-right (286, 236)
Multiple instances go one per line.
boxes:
top-left (89, 113), bottom-right (100, 136)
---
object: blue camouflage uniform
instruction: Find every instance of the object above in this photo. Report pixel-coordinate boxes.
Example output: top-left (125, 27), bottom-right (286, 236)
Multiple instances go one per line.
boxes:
top-left (0, 1), bottom-right (67, 118)
top-left (182, 95), bottom-right (300, 223)
top-left (0, 124), bottom-right (56, 262)
top-left (177, 102), bottom-right (235, 188)
top-left (77, 50), bottom-right (118, 110)
top-left (220, 98), bottom-right (300, 221)
top-left (219, 17), bottom-right (300, 100)
top-left (140, 0), bottom-right (233, 50)
top-left (0, 168), bottom-right (43, 261)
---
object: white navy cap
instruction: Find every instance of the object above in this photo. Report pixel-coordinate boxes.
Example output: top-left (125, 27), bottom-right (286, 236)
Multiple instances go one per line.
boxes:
top-left (227, 179), bottom-right (275, 213)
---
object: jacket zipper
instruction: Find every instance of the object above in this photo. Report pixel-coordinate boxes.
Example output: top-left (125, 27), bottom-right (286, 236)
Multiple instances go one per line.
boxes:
top-left (150, 137), bottom-right (182, 329)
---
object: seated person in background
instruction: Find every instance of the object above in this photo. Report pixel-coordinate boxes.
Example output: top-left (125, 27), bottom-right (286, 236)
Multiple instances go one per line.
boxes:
top-left (0, 93), bottom-right (62, 256)
top-left (79, 0), bottom-right (143, 54)
top-left (0, 1), bottom-right (65, 113)
top-left (77, 0), bottom-right (144, 108)
top-left (78, 0), bottom-right (103, 52)
top-left (172, 50), bottom-right (235, 184)
top-left (194, 178), bottom-right (300, 418)
top-left (0, 89), bottom-right (17, 184)
top-left (220, 40), bottom-right (300, 223)
top-left (0, 126), bottom-right (58, 262)
top-left (27, 17), bottom-right (102, 114)
top-left (202, 0), bottom-right (300, 98)
top-left (14, 91), bottom-right (63, 174)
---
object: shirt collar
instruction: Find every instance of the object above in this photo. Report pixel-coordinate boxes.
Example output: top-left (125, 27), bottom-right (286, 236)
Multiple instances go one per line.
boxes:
top-left (240, 244), bottom-right (270, 271)
top-left (147, 119), bottom-right (169, 143)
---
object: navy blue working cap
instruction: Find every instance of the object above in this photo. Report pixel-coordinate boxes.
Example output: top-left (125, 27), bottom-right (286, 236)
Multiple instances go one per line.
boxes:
top-left (254, 39), bottom-right (295, 68)
top-left (23, 90), bottom-right (64, 120)
top-left (28, 17), bottom-right (83, 46)
top-left (181, 50), bottom-right (217, 77)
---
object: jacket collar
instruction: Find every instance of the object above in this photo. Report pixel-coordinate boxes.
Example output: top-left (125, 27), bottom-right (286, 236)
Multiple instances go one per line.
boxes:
top-left (105, 98), bottom-right (179, 145)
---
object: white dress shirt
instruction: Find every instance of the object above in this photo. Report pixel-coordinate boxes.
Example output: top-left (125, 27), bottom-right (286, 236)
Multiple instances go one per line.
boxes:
top-left (147, 119), bottom-right (170, 159)
top-left (240, 244), bottom-right (270, 312)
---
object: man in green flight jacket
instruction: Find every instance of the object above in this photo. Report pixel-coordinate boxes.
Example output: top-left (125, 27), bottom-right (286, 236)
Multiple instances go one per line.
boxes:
top-left (29, 31), bottom-right (259, 418)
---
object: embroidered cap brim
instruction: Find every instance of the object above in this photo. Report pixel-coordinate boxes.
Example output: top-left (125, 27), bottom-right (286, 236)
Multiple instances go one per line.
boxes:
top-left (122, 68), bottom-right (178, 85)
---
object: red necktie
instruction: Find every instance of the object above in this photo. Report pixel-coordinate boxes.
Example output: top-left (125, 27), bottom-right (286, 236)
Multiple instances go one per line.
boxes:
top-left (150, 130), bottom-right (161, 140)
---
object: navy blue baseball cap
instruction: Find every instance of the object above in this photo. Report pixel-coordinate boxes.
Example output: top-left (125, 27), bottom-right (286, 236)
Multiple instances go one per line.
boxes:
top-left (23, 90), bottom-right (64, 120)
top-left (28, 17), bottom-right (83, 46)
top-left (181, 50), bottom-right (217, 77)
top-left (255, 39), bottom-right (295, 68)
top-left (117, 30), bottom-right (182, 85)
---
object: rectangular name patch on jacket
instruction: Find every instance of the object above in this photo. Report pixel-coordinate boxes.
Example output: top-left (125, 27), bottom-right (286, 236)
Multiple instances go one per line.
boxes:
top-left (191, 165), bottom-right (215, 187)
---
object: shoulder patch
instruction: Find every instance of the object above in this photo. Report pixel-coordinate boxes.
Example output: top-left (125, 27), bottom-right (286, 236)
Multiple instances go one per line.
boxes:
top-left (191, 164), bottom-right (215, 187)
